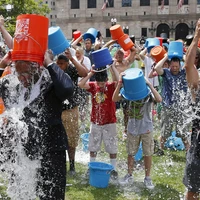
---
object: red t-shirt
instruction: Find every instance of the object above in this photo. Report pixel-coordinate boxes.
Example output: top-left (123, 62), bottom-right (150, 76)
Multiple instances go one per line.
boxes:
top-left (87, 82), bottom-right (117, 125)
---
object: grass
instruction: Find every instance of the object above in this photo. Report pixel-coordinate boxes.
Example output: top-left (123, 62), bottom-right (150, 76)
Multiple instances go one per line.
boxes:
top-left (0, 109), bottom-right (187, 200)
top-left (65, 109), bottom-right (187, 200)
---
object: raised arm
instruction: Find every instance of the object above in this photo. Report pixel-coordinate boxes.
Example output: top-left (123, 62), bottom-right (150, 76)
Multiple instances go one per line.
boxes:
top-left (78, 71), bottom-right (94, 90)
top-left (112, 72), bottom-right (124, 102)
top-left (139, 47), bottom-right (147, 60)
top-left (184, 19), bottom-right (200, 91)
top-left (71, 34), bottom-right (83, 50)
top-left (0, 16), bottom-right (13, 49)
top-left (65, 48), bottom-right (87, 77)
top-left (125, 46), bottom-right (136, 65)
top-left (154, 54), bottom-right (168, 75)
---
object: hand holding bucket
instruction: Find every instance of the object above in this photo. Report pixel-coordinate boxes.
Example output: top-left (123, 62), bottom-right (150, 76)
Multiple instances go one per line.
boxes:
top-left (150, 46), bottom-right (166, 63)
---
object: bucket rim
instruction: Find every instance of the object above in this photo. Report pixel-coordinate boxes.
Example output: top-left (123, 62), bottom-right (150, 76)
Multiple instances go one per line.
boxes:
top-left (88, 161), bottom-right (114, 171)
top-left (120, 86), bottom-right (151, 101)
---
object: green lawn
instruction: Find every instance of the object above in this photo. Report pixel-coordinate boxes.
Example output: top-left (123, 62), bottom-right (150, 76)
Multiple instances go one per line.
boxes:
top-left (66, 110), bottom-right (187, 200)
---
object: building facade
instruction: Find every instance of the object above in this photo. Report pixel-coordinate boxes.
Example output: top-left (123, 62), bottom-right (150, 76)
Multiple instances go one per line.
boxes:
top-left (45, 0), bottom-right (200, 41)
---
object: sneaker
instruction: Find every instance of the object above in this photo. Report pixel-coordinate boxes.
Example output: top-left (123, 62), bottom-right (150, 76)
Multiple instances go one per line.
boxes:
top-left (110, 170), bottom-right (118, 180)
top-left (144, 177), bottom-right (155, 189)
top-left (119, 174), bottom-right (133, 185)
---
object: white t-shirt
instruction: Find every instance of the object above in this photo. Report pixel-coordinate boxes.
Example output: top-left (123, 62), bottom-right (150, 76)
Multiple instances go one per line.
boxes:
top-left (144, 56), bottom-right (159, 87)
top-left (73, 56), bottom-right (91, 82)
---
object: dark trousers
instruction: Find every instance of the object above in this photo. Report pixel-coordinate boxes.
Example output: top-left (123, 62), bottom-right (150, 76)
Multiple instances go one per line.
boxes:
top-left (37, 150), bottom-right (66, 200)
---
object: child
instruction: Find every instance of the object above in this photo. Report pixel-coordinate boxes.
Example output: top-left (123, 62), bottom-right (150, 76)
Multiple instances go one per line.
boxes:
top-left (112, 70), bottom-right (162, 189)
top-left (78, 66), bottom-right (119, 179)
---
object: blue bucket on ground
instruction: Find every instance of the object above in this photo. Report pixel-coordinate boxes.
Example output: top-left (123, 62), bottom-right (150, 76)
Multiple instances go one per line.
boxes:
top-left (146, 38), bottom-right (160, 53)
top-left (88, 162), bottom-right (114, 188)
top-left (92, 48), bottom-right (113, 69)
top-left (83, 28), bottom-right (98, 44)
top-left (168, 41), bottom-right (183, 60)
top-left (80, 133), bottom-right (89, 152)
top-left (120, 68), bottom-right (150, 101)
top-left (48, 26), bottom-right (70, 55)
top-left (164, 130), bottom-right (185, 150)
top-left (134, 142), bottom-right (143, 161)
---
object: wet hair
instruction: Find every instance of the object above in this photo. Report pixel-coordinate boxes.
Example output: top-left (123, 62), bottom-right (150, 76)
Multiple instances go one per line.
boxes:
top-left (57, 54), bottom-right (69, 62)
top-left (95, 69), bottom-right (108, 82)
top-left (84, 38), bottom-right (92, 43)
top-left (170, 57), bottom-right (180, 64)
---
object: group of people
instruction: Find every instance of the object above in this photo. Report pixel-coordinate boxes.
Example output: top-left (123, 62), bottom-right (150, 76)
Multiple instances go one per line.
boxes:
top-left (0, 13), bottom-right (199, 200)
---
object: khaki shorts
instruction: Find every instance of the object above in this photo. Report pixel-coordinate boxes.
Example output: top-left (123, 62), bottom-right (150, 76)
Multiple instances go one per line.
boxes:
top-left (61, 106), bottom-right (79, 148)
top-left (89, 123), bottom-right (118, 154)
top-left (126, 132), bottom-right (154, 156)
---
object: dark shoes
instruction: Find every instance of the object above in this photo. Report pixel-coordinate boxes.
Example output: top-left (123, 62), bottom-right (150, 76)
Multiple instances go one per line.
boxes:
top-left (69, 169), bottom-right (76, 176)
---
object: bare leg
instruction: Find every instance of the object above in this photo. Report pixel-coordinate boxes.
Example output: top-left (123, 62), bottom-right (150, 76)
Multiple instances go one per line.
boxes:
top-left (67, 146), bottom-right (76, 172)
top-left (185, 191), bottom-right (199, 200)
top-left (127, 155), bottom-right (134, 175)
top-left (144, 156), bottom-right (152, 177)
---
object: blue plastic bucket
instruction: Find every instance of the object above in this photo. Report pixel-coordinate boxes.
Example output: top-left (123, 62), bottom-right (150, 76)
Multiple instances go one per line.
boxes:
top-left (168, 41), bottom-right (183, 60)
top-left (88, 162), bottom-right (114, 188)
top-left (146, 38), bottom-right (160, 53)
top-left (120, 68), bottom-right (150, 101)
top-left (134, 142), bottom-right (143, 161)
top-left (83, 28), bottom-right (98, 44)
top-left (48, 26), bottom-right (70, 55)
top-left (92, 48), bottom-right (113, 69)
top-left (80, 133), bottom-right (89, 152)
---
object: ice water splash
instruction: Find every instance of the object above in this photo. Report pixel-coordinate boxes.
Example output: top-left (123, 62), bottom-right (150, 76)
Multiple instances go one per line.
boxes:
top-left (0, 108), bottom-right (41, 200)
top-left (0, 72), bottom-right (47, 199)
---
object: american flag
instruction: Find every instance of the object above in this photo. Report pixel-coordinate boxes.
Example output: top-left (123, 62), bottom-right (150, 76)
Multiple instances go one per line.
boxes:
top-left (178, 0), bottom-right (184, 9)
top-left (161, 0), bottom-right (164, 10)
top-left (101, 0), bottom-right (108, 11)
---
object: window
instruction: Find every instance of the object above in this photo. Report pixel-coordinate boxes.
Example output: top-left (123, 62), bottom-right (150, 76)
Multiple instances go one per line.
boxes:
top-left (141, 28), bottom-right (147, 37)
top-left (198, 0), bottom-right (200, 5)
top-left (123, 26), bottom-right (129, 35)
top-left (72, 29), bottom-right (77, 39)
top-left (140, 0), bottom-right (150, 6)
top-left (88, 0), bottom-right (96, 8)
top-left (177, 0), bottom-right (188, 5)
top-left (106, 28), bottom-right (111, 37)
top-left (71, 0), bottom-right (79, 9)
top-left (122, 0), bottom-right (132, 7)
top-left (158, 0), bottom-right (169, 6)
top-left (106, 0), bottom-right (114, 8)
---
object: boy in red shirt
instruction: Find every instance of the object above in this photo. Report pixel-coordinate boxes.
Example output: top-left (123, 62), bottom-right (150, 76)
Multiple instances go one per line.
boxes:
top-left (78, 66), bottom-right (119, 178)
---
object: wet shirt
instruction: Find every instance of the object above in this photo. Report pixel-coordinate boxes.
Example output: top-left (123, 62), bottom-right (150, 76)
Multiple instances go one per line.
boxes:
top-left (161, 68), bottom-right (187, 108)
top-left (87, 82), bottom-right (116, 125)
top-left (0, 64), bottom-right (74, 158)
top-left (127, 95), bottom-right (153, 135)
top-left (63, 64), bottom-right (81, 110)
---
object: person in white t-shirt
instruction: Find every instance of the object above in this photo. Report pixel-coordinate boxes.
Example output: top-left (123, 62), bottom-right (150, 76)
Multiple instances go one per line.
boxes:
top-left (74, 47), bottom-right (92, 131)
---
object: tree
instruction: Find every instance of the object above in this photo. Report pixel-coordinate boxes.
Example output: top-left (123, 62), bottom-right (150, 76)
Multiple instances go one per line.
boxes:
top-left (0, 0), bottom-right (50, 36)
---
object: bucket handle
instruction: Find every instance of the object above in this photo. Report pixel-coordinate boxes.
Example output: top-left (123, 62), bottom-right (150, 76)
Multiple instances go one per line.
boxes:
top-left (92, 61), bottom-right (114, 73)
top-left (14, 33), bottom-right (44, 54)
